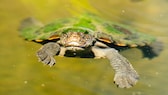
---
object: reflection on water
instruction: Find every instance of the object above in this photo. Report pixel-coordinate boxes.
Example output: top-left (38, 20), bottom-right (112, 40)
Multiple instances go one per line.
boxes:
top-left (0, 0), bottom-right (168, 95)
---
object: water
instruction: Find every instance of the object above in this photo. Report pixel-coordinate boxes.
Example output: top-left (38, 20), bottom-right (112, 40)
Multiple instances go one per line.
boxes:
top-left (0, 0), bottom-right (168, 95)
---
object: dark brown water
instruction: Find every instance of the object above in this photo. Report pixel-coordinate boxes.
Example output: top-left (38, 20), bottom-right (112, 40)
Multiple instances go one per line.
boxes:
top-left (0, 0), bottom-right (168, 95)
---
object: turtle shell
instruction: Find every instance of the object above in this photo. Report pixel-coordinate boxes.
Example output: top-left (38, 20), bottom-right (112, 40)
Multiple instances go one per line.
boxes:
top-left (19, 14), bottom-right (156, 47)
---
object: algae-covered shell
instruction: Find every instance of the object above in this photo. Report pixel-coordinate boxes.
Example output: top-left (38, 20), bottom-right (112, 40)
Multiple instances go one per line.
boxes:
top-left (19, 14), bottom-right (156, 48)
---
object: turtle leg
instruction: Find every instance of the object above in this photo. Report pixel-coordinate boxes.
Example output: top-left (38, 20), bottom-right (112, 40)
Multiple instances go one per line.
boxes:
top-left (37, 42), bottom-right (60, 67)
top-left (92, 46), bottom-right (139, 88)
top-left (140, 40), bottom-right (163, 58)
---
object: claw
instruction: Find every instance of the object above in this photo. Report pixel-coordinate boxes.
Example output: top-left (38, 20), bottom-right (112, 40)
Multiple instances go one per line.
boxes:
top-left (48, 57), bottom-right (56, 67)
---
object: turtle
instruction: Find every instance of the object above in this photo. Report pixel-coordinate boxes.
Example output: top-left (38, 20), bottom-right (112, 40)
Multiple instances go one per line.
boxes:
top-left (19, 14), bottom-right (163, 88)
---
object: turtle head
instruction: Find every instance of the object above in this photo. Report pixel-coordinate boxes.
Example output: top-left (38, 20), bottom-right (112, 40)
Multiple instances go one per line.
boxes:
top-left (59, 31), bottom-right (95, 50)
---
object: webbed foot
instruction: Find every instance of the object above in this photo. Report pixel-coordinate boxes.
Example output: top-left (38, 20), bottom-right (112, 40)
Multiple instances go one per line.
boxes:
top-left (114, 70), bottom-right (139, 88)
top-left (92, 46), bottom-right (139, 88)
top-left (37, 42), bottom-right (60, 66)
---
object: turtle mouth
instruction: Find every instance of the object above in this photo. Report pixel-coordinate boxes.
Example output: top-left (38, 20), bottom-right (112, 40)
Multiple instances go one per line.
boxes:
top-left (66, 42), bottom-right (81, 47)
top-left (66, 46), bottom-right (85, 51)
top-left (65, 41), bottom-right (85, 51)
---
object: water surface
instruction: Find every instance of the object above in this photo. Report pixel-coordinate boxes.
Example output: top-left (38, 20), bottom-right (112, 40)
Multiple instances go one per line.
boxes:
top-left (0, 0), bottom-right (168, 95)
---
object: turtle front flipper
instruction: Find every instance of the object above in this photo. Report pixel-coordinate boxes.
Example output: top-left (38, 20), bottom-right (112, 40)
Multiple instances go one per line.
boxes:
top-left (37, 42), bottom-right (60, 67)
top-left (92, 46), bottom-right (139, 88)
